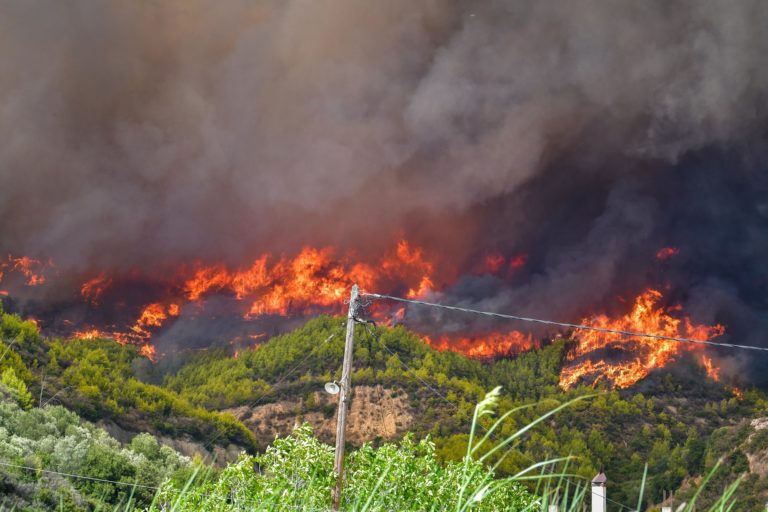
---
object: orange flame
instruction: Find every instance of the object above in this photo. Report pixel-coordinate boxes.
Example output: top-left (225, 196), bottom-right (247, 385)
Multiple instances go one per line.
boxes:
top-left (74, 329), bottom-right (104, 340)
top-left (700, 355), bottom-right (720, 381)
top-left (656, 247), bottom-right (680, 260)
top-left (481, 253), bottom-right (506, 274)
top-left (130, 302), bottom-right (181, 338)
top-left (81, 273), bottom-right (112, 305)
top-left (182, 241), bottom-right (434, 317)
top-left (75, 327), bottom-right (158, 361)
top-left (509, 253), bottom-right (528, 269)
top-left (0, 256), bottom-right (49, 286)
top-left (66, 240), bottom-right (437, 357)
top-left (559, 289), bottom-right (725, 389)
top-left (41, 242), bottom-right (728, 390)
top-left (139, 344), bottom-right (157, 360)
top-left (476, 251), bottom-right (527, 276)
top-left (424, 331), bottom-right (534, 358)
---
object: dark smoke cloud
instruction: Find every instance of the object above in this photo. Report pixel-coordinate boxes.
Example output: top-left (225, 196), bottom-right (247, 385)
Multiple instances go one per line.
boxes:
top-left (2, 1), bottom-right (768, 372)
top-left (1, 0), bottom-right (766, 263)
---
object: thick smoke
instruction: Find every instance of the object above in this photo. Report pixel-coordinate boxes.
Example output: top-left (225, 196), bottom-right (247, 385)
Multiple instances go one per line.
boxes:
top-left (1, 1), bottom-right (768, 375)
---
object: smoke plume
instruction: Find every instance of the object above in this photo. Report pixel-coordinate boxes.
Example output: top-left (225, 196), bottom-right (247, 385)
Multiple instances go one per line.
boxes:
top-left (1, 1), bottom-right (767, 378)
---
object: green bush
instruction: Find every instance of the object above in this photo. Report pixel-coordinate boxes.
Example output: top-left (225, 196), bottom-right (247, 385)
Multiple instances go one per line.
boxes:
top-left (0, 387), bottom-right (190, 510)
top-left (153, 391), bottom-right (540, 512)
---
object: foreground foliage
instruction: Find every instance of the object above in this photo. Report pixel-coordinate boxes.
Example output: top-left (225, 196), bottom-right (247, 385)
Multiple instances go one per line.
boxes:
top-left (155, 424), bottom-right (536, 511)
top-left (0, 305), bottom-right (256, 453)
top-left (166, 316), bottom-right (768, 509)
top-left (0, 307), bottom-right (765, 509)
top-left (0, 384), bottom-right (191, 511)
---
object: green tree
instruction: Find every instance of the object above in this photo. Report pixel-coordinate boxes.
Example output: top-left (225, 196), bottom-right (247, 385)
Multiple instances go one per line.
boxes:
top-left (1, 367), bottom-right (32, 409)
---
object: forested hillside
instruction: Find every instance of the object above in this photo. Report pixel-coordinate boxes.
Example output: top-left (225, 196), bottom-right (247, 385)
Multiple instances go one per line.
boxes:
top-left (0, 307), bottom-right (255, 459)
top-left (164, 316), bottom-right (768, 509)
top-left (1, 308), bottom-right (767, 510)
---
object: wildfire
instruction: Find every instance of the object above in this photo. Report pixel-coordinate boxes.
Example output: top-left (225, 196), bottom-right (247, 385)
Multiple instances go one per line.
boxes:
top-left (73, 302), bottom-right (180, 346)
top-left (139, 344), bottom-right (157, 360)
top-left (183, 241), bottom-right (434, 317)
top-left (700, 355), bottom-right (720, 381)
top-left (424, 331), bottom-right (534, 358)
top-left (56, 240), bottom-right (439, 357)
top-left (129, 302), bottom-right (181, 339)
top-left (81, 273), bottom-right (112, 305)
top-left (0, 255), bottom-right (49, 286)
top-left (656, 247), bottom-right (680, 260)
top-left (559, 289), bottom-right (725, 389)
top-left (74, 329), bottom-right (104, 340)
top-left (74, 327), bottom-right (158, 361)
top-left (481, 253), bottom-right (506, 274)
top-left (509, 253), bottom-right (528, 269)
top-left (476, 251), bottom-right (527, 276)
top-left (0, 244), bottom-right (732, 391)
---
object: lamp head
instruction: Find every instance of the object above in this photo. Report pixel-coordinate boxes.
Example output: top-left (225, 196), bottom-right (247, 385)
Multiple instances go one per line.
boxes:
top-left (324, 381), bottom-right (340, 395)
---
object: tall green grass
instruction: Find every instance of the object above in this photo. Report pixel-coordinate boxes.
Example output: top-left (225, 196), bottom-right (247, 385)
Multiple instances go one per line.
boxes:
top-left (144, 387), bottom-right (741, 511)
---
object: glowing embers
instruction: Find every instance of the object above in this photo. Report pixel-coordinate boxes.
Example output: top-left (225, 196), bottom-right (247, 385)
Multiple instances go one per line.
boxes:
top-left (656, 247), bottom-right (680, 260)
top-left (559, 289), bottom-right (725, 389)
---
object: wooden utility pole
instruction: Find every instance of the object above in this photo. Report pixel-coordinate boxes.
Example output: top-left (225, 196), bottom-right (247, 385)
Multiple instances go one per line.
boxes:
top-left (332, 284), bottom-right (359, 510)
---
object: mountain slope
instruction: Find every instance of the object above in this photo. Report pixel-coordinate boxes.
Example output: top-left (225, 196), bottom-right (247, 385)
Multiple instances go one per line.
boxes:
top-left (2, 307), bottom-right (766, 510)
top-left (0, 307), bottom-right (256, 462)
top-left (164, 315), bottom-right (765, 509)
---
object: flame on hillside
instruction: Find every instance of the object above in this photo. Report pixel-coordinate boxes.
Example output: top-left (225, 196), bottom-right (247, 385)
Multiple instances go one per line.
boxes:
top-left (424, 331), bottom-right (534, 358)
top-left (73, 329), bottom-right (104, 340)
top-left (183, 240), bottom-right (434, 316)
top-left (59, 241), bottom-right (438, 358)
top-left (476, 252), bottom-right (528, 277)
top-left (0, 256), bottom-right (50, 286)
top-left (656, 247), bottom-right (680, 260)
top-left (700, 355), bottom-right (720, 381)
top-left (559, 289), bottom-right (725, 388)
top-left (131, 303), bottom-right (181, 337)
top-left (1, 244), bottom-right (731, 388)
top-left (81, 273), bottom-right (113, 305)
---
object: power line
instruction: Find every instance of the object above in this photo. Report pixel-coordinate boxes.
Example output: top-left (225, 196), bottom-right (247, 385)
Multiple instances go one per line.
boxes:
top-left (360, 323), bottom-right (635, 511)
top-left (0, 460), bottom-right (159, 490)
top-left (0, 459), bottom-right (308, 509)
top-left (363, 292), bottom-right (768, 353)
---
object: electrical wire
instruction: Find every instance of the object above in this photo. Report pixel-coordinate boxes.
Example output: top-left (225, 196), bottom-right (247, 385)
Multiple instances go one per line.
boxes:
top-left (359, 319), bottom-right (636, 511)
top-left (0, 460), bottom-right (160, 490)
top-left (0, 460), bottom-right (316, 509)
top-left (0, 332), bottom-right (342, 507)
top-left (362, 292), bottom-right (768, 353)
